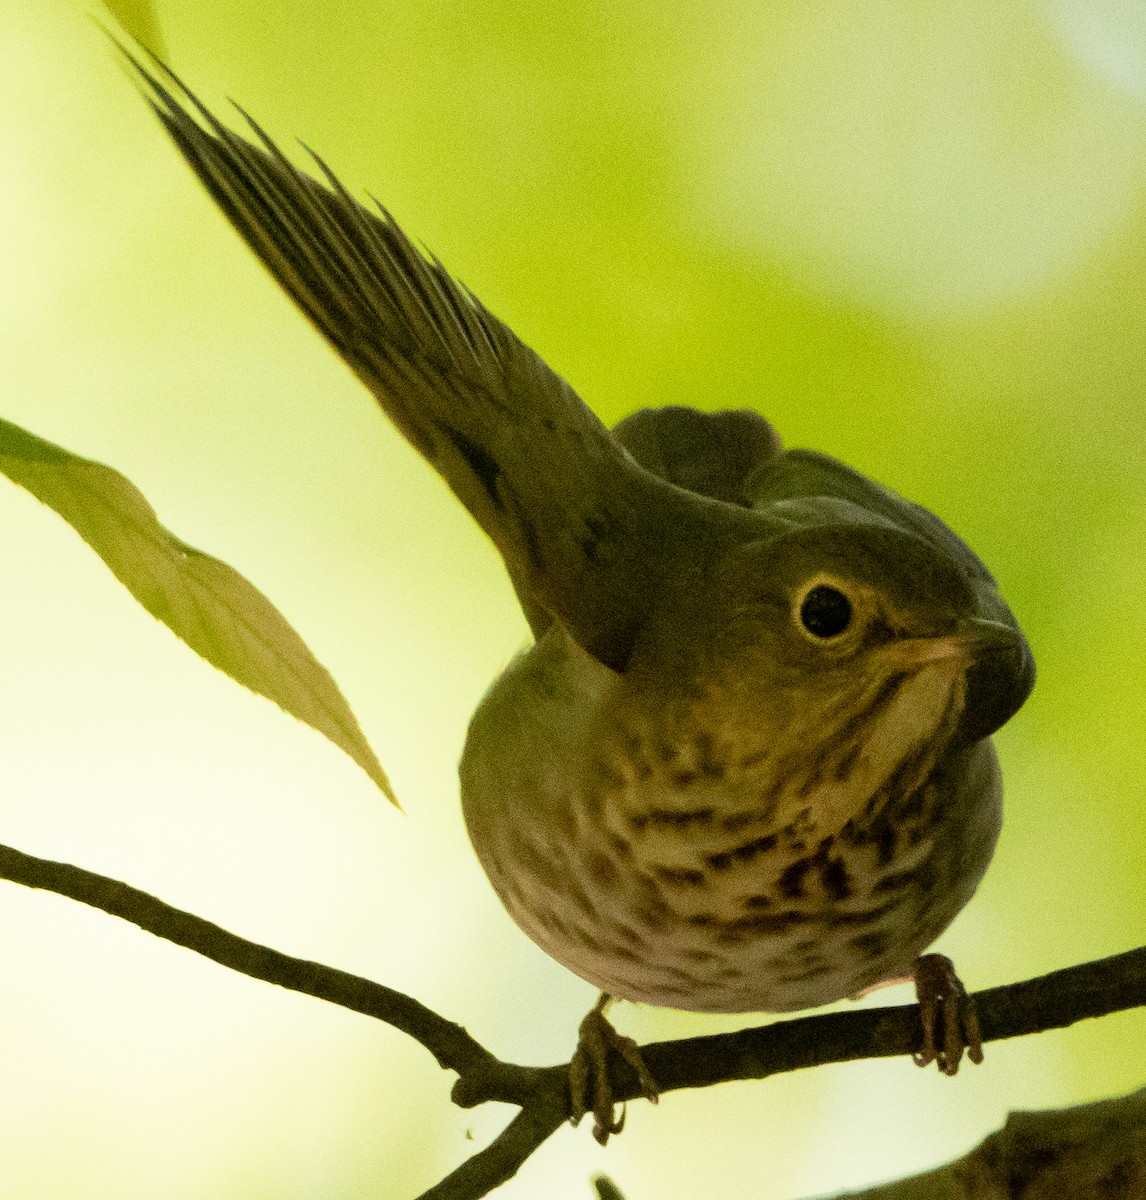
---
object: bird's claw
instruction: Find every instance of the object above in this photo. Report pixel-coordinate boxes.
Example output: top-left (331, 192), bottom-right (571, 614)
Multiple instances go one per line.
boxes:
top-left (912, 952), bottom-right (983, 1075)
top-left (569, 996), bottom-right (658, 1145)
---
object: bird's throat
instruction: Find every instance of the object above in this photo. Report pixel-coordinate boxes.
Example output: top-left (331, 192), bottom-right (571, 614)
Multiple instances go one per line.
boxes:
top-left (594, 655), bottom-right (968, 858)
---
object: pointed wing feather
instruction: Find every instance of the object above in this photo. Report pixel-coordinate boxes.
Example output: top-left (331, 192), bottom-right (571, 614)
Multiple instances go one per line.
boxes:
top-left (123, 50), bottom-right (670, 667)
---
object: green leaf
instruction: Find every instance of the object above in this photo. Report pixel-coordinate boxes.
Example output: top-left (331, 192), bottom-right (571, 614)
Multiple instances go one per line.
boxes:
top-left (0, 416), bottom-right (398, 806)
top-left (99, 0), bottom-right (168, 60)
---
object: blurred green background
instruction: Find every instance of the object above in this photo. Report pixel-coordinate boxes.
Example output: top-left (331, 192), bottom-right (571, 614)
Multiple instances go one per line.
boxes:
top-left (1, 1), bottom-right (1144, 1197)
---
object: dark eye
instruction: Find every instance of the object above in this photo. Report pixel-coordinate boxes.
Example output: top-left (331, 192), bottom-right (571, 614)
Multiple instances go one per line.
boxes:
top-left (800, 585), bottom-right (853, 639)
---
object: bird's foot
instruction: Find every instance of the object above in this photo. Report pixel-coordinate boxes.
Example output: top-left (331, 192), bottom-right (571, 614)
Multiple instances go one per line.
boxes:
top-left (911, 952), bottom-right (983, 1075)
top-left (569, 994), bottom-right (658, 1145)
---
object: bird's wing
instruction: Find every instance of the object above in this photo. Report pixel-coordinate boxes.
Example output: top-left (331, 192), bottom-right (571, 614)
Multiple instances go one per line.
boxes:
top-left (611, 407), bottom-right (781, 508)
top-left (123, 51), bottom-right (673, 669)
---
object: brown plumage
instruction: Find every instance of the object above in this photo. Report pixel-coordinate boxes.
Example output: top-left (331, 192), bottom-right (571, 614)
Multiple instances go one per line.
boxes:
top-left (122, 49), bottom-right (1035, 1141)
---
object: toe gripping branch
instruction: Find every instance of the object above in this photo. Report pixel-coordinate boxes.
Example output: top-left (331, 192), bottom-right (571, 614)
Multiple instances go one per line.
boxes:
top-left (568, 955), bottom-right (985, 1146)
top-left (569, 995), bottom-right (660, 1145)
top-left (913, 953), bottom-right (984, 1075)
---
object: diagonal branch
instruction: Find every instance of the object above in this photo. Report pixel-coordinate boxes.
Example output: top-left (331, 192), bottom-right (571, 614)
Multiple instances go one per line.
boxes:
top-left (0, 841), bottom-right (494, 1079)
top-left (2, 838), bottom-right (1143, 1200)
top-left (589, 944), bottom-right (1146, 1101)
top-left (416, 1097), bottom-right (570, 1200)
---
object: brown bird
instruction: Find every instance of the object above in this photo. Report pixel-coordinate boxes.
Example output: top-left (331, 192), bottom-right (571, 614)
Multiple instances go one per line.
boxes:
top-left (125, 52), bottom-right (1035, 1144)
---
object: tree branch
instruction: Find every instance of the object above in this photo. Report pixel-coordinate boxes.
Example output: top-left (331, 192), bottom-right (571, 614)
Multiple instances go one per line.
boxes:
top-left (417, 1097), bottom-right (570, 1200)
top-left (593, 1084), bottom-right (1146, 1200)
top-left (619, 944), bottom-right (1146, 1100)
top-left (0, 841), bottom-right (494, 1079)
top-left (808, 1085), bottom-right (1146, 1198)
top-left (2, 838), bottom-right (1143, 1200)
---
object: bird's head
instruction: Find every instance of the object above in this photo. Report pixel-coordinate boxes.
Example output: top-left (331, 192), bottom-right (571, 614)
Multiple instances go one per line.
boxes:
top-left (614, 450), bottom-right (1033, 828)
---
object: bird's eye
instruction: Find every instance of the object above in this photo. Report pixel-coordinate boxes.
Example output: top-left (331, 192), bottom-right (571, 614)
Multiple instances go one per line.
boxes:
top-left (799, 584), bottom-right (853, 639)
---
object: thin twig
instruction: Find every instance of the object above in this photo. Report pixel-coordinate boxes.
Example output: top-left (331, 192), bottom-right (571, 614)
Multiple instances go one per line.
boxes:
top-left (0, 841), bottom-right (493, 1078)
top-left (416, 1095), bottom-right (570, 1200)
top-left (602, 946), bottom-right (1146, 1101)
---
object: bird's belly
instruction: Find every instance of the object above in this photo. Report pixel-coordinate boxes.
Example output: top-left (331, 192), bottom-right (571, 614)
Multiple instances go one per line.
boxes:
top-left (464, 779), bottom-right (936, 1013)
top-left (460, 628), bottom-right (997, 1014)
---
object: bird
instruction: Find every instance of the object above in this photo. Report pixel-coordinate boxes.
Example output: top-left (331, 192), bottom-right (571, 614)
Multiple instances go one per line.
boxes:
top-left (124, 50), bottom-right (1035, 1144)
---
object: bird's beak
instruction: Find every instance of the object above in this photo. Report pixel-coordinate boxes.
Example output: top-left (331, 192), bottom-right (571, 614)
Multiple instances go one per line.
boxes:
top-left (894, 618), bottom-right (1034, 744)
top-left (914, 617), bottom-right (1016, 659)
top-left (943, 617), bottom-right (1036, 744)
